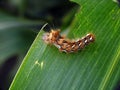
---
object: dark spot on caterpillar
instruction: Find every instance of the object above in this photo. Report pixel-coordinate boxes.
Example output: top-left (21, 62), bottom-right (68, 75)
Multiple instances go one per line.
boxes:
top-left (42, 30), bottom-right (95, 53)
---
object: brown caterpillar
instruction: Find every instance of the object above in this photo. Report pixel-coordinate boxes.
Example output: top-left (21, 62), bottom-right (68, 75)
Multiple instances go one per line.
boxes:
top-left (42, 30), bottom-right (95, 53)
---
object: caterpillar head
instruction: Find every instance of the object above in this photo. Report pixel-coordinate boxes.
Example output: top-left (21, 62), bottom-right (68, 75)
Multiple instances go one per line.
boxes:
top-left (42, 30), bottom-right (61, 44)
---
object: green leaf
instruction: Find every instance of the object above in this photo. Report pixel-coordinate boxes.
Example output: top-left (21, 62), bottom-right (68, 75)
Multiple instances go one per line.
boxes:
top-left (10, 0), bottom-right (120, 90)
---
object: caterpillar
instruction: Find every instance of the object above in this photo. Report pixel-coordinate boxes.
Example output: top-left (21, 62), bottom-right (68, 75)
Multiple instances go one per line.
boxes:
top-left (42, 30), bottom-right (95, 53)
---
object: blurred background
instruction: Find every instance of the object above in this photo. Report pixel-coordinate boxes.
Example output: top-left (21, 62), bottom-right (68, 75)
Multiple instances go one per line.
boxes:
top-left (0, 0), bottom-right (79, 90)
